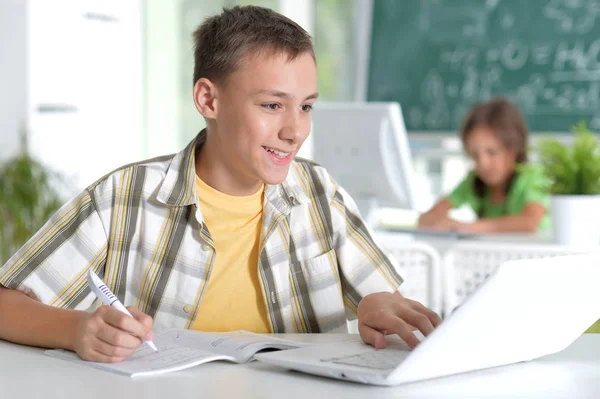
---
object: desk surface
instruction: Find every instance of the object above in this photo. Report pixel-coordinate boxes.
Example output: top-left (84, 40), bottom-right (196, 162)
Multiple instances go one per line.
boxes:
top-left (2, 333), bottom-right (600, 399)
top-left (376, 229), bottom-right (554, 243)
top-left (375, 230), bottom-right (561, 257)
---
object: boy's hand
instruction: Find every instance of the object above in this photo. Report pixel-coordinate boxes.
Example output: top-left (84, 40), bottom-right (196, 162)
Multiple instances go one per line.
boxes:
top-left (357, 291), bottom-right (441, 349)
top-left (73, 305), bottom-right (154, 363)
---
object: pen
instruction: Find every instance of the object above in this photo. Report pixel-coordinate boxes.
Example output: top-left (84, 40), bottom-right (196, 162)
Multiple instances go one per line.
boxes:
top-left (87, 269), bottom-right (158, 352)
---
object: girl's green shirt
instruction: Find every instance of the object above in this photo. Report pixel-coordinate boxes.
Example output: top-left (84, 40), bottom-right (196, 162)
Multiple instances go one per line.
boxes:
top-left (447, 166), bottom-right (551, 231)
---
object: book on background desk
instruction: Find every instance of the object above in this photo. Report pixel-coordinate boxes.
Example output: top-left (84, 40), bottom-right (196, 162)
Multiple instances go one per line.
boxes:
top-left (44, 329), bottom-right (307, 378)
top-left (378, 225), bottom-right (474, 239)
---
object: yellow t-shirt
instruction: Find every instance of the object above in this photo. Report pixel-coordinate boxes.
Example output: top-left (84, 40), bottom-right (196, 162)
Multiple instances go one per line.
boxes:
top-left (191, 176), bottom-right (271, 333)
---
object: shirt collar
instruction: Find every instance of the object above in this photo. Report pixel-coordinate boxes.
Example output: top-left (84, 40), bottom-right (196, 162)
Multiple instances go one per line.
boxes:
top-left (156, 129), bottom-right (309, 212)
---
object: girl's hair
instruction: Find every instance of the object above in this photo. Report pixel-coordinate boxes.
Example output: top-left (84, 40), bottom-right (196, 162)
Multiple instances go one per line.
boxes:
top-left (460, 97), bottom-right (529, 217)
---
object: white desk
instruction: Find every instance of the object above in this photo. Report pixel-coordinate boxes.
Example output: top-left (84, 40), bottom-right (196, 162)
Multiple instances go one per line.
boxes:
top-left (376, 229), bottom-right (557, 256)
top-left (2, 334), bottom-right (600, 398)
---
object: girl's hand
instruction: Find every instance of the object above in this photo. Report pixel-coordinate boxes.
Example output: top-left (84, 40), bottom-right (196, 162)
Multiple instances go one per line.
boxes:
top-left (454, 220), bottom-right (490, 234)
top-left (417, 211), bottom-right (438, 228)
top-left (428, 215), bottom-right (459, 231)
top-left (418, 199), bottom-right (453, 228)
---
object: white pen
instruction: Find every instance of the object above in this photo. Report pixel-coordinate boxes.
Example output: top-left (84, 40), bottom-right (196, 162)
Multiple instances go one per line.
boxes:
top-left (87, 269), bottom-right (158, 352)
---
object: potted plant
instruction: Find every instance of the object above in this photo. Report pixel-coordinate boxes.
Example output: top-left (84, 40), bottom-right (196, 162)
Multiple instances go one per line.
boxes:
top-left (536, 121), bottom-right (600, 247)
top-left (0, 141), bottom-right (65, 264)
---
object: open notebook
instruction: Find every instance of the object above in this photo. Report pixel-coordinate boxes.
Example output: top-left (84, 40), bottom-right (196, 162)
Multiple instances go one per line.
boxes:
top-left (45, 329), bottom-right (307, 378)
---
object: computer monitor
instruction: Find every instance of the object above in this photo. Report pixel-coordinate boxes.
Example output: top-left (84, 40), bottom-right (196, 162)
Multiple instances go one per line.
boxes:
top-left (310, 102), bottom-right (418, 219)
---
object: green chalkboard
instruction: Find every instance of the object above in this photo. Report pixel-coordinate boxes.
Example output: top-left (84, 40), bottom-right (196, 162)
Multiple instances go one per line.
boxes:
top-left (367, 0), bottom-right (600, 132)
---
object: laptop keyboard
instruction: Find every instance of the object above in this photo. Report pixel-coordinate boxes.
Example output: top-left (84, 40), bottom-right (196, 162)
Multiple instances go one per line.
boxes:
top-left (320, 347), bottom-right (411, 371)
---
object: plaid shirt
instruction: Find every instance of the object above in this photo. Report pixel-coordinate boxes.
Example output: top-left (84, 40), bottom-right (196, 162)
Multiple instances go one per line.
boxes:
top-left (0, 131), bottom-right (403, 333)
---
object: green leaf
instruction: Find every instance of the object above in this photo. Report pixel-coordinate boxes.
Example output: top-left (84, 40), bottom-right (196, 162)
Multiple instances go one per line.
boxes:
top-left (534, 121), bottom-right (600, 195)
top-left (0, 154), bottom-right (66, 264)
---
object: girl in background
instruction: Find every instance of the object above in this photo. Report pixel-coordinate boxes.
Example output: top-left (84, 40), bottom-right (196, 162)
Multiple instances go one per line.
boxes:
top-left (418, 97), bottom-right (549, 234)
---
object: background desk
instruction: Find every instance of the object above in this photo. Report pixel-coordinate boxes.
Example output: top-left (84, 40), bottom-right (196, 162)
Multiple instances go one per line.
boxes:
top-left (2, 334), bottom-right (600, 399)
top-left (375, 230), bottom-right (555, 256)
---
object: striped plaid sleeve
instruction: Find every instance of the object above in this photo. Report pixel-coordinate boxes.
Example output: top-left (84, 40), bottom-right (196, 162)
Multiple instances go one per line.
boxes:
top-left (330, 181), bottom-right (404, 315)
top-left (0, 188), bottom-right (108, 310)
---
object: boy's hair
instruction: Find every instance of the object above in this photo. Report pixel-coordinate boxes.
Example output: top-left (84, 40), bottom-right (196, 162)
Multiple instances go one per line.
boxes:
top-left (460, 97), bottom-right (529, 216)
top-left (460, 97), bottom-right (528, 163)
top-left (192, 6), bottom-right (315, 86)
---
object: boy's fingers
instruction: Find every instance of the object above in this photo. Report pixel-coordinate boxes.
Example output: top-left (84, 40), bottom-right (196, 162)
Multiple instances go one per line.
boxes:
top-left (420, 305), bottom-right (443, 327)
top-left (363, 311), bottom-right (420, 348)
top-left (90, 350), bottom-right (127, 363)
top-left (97, 323), bottom-right (141, 349)
top-left (358, 322), bottom-right (387, 349)
top-left (391, 303), bottom-right (434, 336)
top-left (404, 299), bottom-right (442, 328)
top-left (382, 314), bottom-right (421, 348)
top-left (93, 337), bottom-right (137, 358)
top-left (395, 293), bottom-right (442, 328)
top-left (102, 307), bottom-right (148, 340)
top-left (127, 306), bottom-right (154, 332)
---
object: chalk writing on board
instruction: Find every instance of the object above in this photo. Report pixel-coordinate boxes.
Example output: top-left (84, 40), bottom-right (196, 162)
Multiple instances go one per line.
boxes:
top-left (543, 0), bottom-right (600, 35)
top-left (414, 37), bottom-right (600, 129)
top-left (369, 0), bottom-right (600, 131)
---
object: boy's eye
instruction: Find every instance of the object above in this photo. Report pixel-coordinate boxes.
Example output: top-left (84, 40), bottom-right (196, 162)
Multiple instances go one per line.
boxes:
top-left (301, 104), bottom-right (313, 112)
top-left (263, 103), bottom-right (280, 110)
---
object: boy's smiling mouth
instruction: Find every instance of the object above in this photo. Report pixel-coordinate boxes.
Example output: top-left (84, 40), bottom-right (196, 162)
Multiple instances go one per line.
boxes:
top-left (262, 146), bottom-right (291, 159)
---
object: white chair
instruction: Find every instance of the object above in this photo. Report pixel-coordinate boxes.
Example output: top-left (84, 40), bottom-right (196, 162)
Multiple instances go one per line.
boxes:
top-left (380, 236), bottom-right (443, 314)
top-left (443, 241), bottom-right (599, 317)
top-left (347, 235), bottom-right (442, 333)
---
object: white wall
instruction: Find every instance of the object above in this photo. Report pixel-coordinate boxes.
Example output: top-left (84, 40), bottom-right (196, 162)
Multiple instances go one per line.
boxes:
top-left (0, 0), bottom-right (28, 162)
top-left (144, 0), bottom-right (182, 159)
top-left (24, 0), bottom-right (144, 192)
top-left (280, 0), bottom-right (315, 160)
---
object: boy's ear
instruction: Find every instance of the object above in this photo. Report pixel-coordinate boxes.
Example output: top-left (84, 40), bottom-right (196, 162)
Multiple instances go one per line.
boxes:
top-left (193, 78), bottom-right (218, 119)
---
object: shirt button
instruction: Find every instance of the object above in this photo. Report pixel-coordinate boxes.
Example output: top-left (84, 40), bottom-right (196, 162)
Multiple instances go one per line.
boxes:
top-left (183, 305), bottom-right (193, 313)
top-left (201, 243), bottom-right (211, 251)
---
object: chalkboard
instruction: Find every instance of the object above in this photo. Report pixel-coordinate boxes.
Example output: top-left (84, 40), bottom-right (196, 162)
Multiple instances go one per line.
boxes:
top-left (367, 0), bottom-right (600, 132)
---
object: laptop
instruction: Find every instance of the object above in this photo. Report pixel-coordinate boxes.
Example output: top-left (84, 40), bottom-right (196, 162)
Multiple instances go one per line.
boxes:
top-left (255, 254), bottom-right (600, 386)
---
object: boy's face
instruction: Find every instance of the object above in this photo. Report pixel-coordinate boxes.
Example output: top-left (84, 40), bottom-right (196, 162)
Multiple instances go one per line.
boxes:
top-left (205, 50), bottom-right (317, 192)
top-left (466, 126), bottom-right (517, 188)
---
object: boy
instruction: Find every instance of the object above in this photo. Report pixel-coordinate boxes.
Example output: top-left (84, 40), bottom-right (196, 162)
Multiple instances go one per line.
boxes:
top-left (0, 6), bottom-right (440, 363)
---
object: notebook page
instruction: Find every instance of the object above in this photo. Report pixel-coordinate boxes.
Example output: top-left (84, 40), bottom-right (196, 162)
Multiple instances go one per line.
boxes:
top-left (171, 330), bottom-right (305, 363)
top-left (44, 330), bottom-right (234, 378)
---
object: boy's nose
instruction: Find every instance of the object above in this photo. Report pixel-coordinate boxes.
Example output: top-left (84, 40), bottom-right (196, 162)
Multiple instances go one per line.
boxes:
top-left (279, 112), bottom-right (306, 144)
top-left (280, 126), bottom-right (301, 144)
